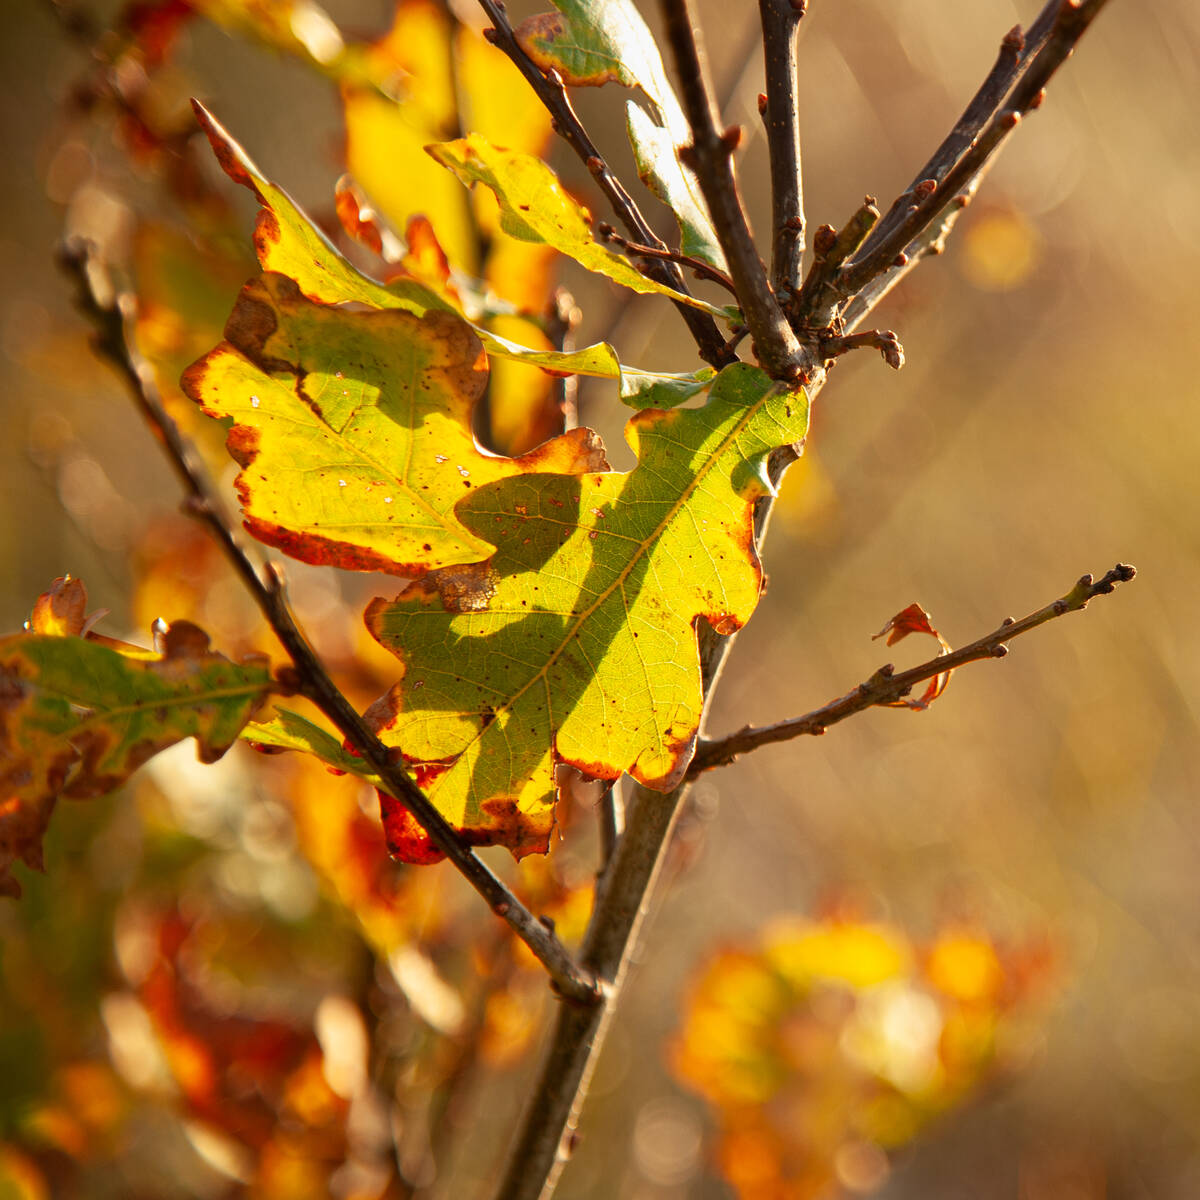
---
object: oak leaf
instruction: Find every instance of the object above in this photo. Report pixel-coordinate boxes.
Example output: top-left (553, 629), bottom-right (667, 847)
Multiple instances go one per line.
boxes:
top-left (364, 363), bottom-right (808, 861)
top-left (872, 602), bottom-right (953, 709)
top-left (515, 0), bottom-right (724, 268)
top-left (426, 135), bottom-right (725, 314)
top-left (184, 272), bottom-right (608, 575)
top-left (191, 101), bottom-right (623, 380)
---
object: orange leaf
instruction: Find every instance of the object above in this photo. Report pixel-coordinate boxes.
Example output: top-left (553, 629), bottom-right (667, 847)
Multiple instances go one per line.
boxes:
top-left (872, 602), bottom-right (953, 710)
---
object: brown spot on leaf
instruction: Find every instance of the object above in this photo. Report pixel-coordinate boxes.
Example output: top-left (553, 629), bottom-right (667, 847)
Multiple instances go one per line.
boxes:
top-left (421, 561), bottom-right (498, 614)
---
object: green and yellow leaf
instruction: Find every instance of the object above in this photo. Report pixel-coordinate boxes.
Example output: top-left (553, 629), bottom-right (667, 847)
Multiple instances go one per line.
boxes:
top-left (191, 101), bottom-right (623, 380)
top-left (515, 0), bottom-right (724, 267)
top-left (427, 134), bottom-right (726, 314)
top-left (184, 272), bottom-right (609, 575)
top-left (364, 364), bottom-right (808, 861)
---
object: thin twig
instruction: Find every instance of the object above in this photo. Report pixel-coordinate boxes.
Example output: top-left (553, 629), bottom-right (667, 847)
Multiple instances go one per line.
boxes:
top-left (838, 0), bottom-right (1113, 296)
top-left (688, 564), bottom-right (1137, 776)
top-left (595, 222), bottom-right (737, 294)
top-left (659, 0), bottom-right (806, 380)
top-left (757, 0), bottom-right (808, 295)
top-left (59, 239), bottom-right (600, 1006)
top-left (840, 173), bottom-right (984, 332)
top-left (790, 198), bottom-right (880, 327)
top-left (819, 328), bottom-right (905, 370)
top-left (476, 0), bottom-right (732, 369)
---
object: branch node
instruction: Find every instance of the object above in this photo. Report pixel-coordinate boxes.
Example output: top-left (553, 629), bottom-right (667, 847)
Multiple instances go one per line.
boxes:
top-left (757, 91), bottom-right (768, 115)
top-left (586, 155), bottom-right (605, 176)
top-left (720, 124), bottom-right (743, 154)
top-left (992, 644), bottom-right (1010, 658)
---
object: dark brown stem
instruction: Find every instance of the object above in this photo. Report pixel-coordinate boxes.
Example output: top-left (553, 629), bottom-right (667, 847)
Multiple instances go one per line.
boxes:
top-left (476, 0), bottom-right (733, 369)
top-left (60, 239), bottom-right (600, 1006)
top-left (838, 0), bottom-right (1113, 297)
top-left (596, 222), bottom-right (737, 294)
top-left (820, 328), bottom-right (905, 370)
top-left (689, 564), bottom-right (1137, 775)
top-left (790, 197), bottom-right (879, 329)
top-left (659, 0), bottom-right (806, 380)
top-left (757, 0), bottom-right (808, 294)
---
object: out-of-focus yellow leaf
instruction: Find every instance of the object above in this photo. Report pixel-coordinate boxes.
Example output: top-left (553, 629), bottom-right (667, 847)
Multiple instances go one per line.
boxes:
top-left (342, 0), bottom-right (477, 273)
top-left (925, 929), bottom-right (1004, 1004)
top-left (960, 206), bottom-right (1040, 292)
top-left (767, 920), bottom-right (912, 990)
top-left (673, 914), bottom-right (1061, 1200)
top-left (0, 1146), bottom-right (48, 1200)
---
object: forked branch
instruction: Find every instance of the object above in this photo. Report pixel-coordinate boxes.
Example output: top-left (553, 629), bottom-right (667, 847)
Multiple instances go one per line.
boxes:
top-left (476, 0), bottom-right (733, 368)
top-left (60, 241), bottom-right (600, 1006)
top-left (839, 0), bottom-right (1113, 296)
top-left (689, 565), bottom-right (1136, 775)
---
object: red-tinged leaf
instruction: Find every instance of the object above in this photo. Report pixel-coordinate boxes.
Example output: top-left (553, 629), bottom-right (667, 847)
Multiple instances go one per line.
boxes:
top-left (872, 601), bottom-right (953, 710)
top-left (873, 602), bottom-right (942, 647)
top-left (0, 580), bottom-right (273, 898)
top-left (183, 272), bottom-right (609, 575)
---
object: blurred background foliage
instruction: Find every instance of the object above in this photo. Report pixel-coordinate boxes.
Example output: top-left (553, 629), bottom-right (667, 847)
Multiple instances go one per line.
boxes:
top-left (2, 0), bottom-right (1199, 1197)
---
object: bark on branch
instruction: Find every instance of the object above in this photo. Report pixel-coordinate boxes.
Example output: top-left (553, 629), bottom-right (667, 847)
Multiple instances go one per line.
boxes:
top-left (689, 565), bottom-right (1137, 775)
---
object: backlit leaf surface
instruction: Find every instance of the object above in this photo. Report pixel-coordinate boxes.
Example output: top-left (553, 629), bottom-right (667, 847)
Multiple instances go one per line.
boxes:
top-left (365, 364), bottom-right (808, 861)
top-left (192, 102), bottom-right (622, 380)
top-left (184, 272), bottom-right (608, 575)
top-left (515, 0), bottom-right (724, 267)
top-left (427, 135), bottom-right (725, 313)
top-left (0, 581), bottom-right (271, 898)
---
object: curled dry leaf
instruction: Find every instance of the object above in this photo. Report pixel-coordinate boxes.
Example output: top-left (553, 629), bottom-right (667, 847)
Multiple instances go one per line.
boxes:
top-left (873, 601), bottom-right (953, 709)
top-left (0, 579), bottom-right (273, 898)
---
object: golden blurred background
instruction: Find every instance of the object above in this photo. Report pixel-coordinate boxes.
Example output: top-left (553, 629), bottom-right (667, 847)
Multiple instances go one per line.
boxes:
top-left (2, 1), bottom-right (1199, 1197)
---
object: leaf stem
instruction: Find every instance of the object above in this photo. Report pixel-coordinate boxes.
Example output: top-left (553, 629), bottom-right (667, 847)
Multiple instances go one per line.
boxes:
top-left (688, 565), bottom-right (1137, 775)
top-left (59, 240), bottom-right (601, 1006)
